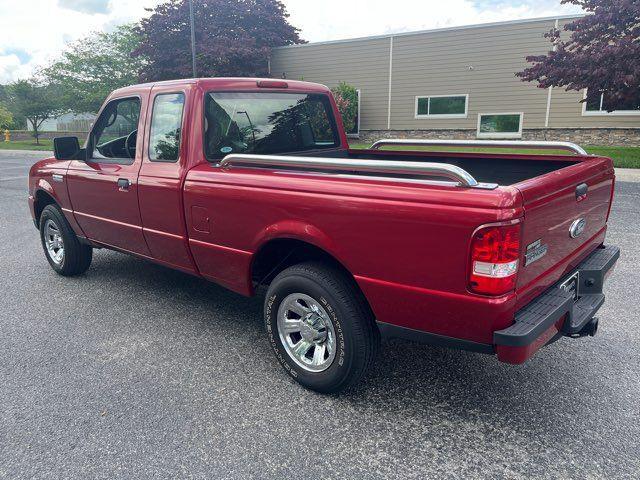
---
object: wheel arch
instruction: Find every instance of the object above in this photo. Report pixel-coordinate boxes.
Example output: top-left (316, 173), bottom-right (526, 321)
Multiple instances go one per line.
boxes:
top-left (250, 237), bottom-right (375, 320)
top-left (34, 189), bottom-right (59, 226)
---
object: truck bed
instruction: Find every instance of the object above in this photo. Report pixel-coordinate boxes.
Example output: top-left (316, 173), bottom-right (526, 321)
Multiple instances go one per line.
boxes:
top-left (345, 149), bottom-right (579, 186)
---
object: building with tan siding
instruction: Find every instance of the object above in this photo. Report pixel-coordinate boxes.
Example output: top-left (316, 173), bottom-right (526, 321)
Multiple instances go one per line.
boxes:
top-left (269, 15), bottom-right (639, 146)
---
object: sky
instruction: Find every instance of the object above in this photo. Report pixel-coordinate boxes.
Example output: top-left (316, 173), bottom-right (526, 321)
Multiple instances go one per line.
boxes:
top-left (0, 0), bottom-right (583, 83)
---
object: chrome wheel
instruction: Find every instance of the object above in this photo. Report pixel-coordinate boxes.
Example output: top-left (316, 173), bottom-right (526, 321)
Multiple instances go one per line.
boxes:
top-left (277, 293), bottom-right (337, 372)
top-left (44, 219), bottom-right (64, 265)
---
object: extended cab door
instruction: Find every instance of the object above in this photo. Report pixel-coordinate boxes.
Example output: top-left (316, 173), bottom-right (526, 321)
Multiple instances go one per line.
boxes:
top-left (66, 92), bottom-right (150, 256)
top-left (136, 84), bottom-right (197, 273)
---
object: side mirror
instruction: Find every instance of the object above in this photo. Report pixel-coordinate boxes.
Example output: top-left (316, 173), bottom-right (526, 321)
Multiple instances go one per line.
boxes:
top-left (53, 136), bottom-right (82, 160)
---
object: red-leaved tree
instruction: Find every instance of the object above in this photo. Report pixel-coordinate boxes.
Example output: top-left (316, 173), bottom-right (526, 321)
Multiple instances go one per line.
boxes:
top-left (133, 0), bottom-right (304, 82)
top-left (517, 0), bottom-right (640, 111)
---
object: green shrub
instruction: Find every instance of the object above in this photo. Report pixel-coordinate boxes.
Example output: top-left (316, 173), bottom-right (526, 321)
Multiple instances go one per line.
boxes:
top-left (331, 82), bottom-right (359, 134)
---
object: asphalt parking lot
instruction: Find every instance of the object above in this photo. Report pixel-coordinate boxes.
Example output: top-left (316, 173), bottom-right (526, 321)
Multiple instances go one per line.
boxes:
top-left (1, 150), bottom-right (639, 479)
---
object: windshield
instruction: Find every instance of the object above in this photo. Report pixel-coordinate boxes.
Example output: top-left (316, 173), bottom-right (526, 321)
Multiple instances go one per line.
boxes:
top-left (204, 92), bottom-right (340, 160)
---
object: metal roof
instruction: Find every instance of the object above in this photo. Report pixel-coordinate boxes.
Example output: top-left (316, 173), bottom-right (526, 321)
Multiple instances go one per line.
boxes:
top-left (274, 14), bottom-right (584, 50)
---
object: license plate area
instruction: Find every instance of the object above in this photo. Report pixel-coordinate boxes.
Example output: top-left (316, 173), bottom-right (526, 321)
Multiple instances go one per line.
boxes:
top-left (559, 271), bottom-right (580, 301)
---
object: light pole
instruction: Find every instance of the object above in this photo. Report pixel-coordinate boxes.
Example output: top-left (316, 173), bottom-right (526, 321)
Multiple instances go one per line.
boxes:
top-left (189, 0), bottom-right (197, 78)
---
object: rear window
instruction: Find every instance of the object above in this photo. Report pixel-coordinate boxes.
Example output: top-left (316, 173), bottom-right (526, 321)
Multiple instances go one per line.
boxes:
top-left (204, 92), bottom-right (339, 161)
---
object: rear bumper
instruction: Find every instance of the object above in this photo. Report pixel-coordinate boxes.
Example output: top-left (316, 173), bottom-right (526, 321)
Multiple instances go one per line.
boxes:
top-left (494, 245), bottom-right (620, 364)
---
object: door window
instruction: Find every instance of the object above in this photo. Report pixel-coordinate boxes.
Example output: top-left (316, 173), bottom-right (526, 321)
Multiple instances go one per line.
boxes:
top-left (91, 97), bottom-right (141, 162)
top-left (148, 93), bottom-right (185, 162)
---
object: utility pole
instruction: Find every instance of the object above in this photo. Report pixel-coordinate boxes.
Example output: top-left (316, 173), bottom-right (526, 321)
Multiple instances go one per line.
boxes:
top-left (189, 0), bottom-right (197, 78)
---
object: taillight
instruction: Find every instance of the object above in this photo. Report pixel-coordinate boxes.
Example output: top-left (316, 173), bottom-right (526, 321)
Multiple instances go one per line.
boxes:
top-left (469, 223), bottom-right (521, 296)
top-left (256, 80), bottom-right (288, 89)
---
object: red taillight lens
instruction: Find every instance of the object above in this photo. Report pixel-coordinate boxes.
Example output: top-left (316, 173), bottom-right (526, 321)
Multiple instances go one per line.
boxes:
top-left (469, 223), bottom-right (521, 296)
top-left (256, 80), bottom-right (288, 89)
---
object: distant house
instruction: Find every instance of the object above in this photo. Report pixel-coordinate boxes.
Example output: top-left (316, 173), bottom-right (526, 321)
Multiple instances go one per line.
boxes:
top-left (27, 112), bottom-right (96, 133)
top-left (269, 15), bottom-right (639, 145)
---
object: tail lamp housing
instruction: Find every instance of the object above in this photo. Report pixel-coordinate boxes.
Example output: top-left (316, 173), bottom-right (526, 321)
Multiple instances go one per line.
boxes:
top-left (256, 80), bottom-right (288, 89)
top-left (469, 223), bottom-right (521, 296)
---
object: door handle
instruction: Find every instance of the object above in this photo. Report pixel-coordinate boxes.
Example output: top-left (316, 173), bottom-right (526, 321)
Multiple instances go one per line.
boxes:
top-left (576, 182), bottom-right (588, 201)
top-left (117, 178), bottom-right (131, 191)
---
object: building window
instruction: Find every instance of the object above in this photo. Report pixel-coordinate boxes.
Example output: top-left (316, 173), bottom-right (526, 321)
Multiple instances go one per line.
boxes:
top-left (477, 113), bottom-right (523, 139)
top-left (415, 95), bottom-right (468, 119)
top-left (582, 90), bottom-right (640, 116)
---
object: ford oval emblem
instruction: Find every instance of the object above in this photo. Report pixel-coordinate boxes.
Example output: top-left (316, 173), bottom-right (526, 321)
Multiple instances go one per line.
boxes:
top-left (570, 218), bottom-right (586, 238)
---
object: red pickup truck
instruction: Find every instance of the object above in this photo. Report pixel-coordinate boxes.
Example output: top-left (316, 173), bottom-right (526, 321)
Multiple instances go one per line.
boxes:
top-left (29, 78), bottom-right (619, 393)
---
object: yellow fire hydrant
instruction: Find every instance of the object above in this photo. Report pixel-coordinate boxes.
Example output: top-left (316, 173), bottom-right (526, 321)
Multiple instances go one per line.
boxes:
top-left (3, 130), bottom-right (9, 142)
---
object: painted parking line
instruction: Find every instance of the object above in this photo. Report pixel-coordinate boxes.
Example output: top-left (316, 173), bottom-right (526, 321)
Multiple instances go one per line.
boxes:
top-left (0, 176), bottom-right (28, 181)
top-left (0, 165), bottom-right (31, 171)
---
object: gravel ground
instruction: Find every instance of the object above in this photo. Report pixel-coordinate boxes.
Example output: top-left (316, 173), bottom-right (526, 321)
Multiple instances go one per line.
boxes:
top-left (1, 150), bottom-right (639, 479)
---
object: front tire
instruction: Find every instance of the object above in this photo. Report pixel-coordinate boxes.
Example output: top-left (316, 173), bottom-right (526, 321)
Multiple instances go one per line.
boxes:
top-left (264, 261), bottom-right (379, 393)
top-left (39, 204), bottom-right (92, 276)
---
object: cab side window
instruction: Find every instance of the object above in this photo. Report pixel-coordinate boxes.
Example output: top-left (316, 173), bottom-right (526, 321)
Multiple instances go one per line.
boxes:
top-left (148, 93), bottom-right (185, 162)
top-left (91, 97), bottom-right (141, 162)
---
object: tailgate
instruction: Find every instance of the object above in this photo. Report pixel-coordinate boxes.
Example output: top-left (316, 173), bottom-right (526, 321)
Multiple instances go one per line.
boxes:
top-left (514, 156), bottom-right (614, 301)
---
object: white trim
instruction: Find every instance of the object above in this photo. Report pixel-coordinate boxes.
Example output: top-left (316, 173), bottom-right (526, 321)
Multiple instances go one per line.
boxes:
top-left (387, 36), bottom-right (393, 130)
top-left (581, 90), bottom-right (640, 116)
top-left (414, 94), bottom-right (469, 119)
top-left (346, 89), bottom-right (361, 138)
top-left (274, 15), bottom-right (584, 50)
top-left (544, 18), bottom-right (559, 128)
top-left (545, 87), bottom-right (553, 127)
top-left (477, 112), bottom-right (524, 139)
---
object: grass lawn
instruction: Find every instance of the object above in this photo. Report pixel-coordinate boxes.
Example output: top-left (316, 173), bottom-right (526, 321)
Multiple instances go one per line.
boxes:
top-left (0, 139), bottom-right (54, 151)
top-left (1, 138), bottom-right (638, 168)
top-left (348, 143), bottom-right (640, 169)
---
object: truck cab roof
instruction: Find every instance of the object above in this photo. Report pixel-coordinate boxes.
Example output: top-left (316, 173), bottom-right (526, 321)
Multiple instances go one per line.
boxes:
top-left (110, 77), bottom-right (332, 97)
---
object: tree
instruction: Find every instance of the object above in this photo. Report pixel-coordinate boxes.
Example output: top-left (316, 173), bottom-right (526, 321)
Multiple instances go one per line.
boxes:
top-left (517, 0), bottom-right (640, 111)
top-left (331, 82), bottom-right (359, 134)
top-left (0, 104), bottom-right (12, 129)
top-left (7, 79), bottom-right (61, 144)
top-left (133, 0), bottom-right (303, 82)
top-left (0, 85), bottom-right (23, 129)
top-left (41, 24), bottom-right (146, 114)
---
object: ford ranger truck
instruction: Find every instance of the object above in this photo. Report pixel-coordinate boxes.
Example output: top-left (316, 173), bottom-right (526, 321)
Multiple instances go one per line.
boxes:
top-left (28, 78), bottom-right (619, 393)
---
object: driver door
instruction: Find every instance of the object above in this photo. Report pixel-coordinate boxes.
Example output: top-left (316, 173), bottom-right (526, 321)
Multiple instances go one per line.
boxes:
top-left (66, 92), bottom-right (151, 256)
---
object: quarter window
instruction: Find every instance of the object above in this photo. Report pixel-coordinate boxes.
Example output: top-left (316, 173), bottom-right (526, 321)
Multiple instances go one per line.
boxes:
top-left (415, 95), bottom-right (468, 118)
top-left (477, 113), bottom-right (523, 139)
top-left (149, 93), bottom-right (185, 162)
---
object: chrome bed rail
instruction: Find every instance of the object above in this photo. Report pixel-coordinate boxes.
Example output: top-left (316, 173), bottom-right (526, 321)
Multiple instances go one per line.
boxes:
top-left (369, 139), bottom-right (589, 156)
top-left (218, 153), bottom-right (498, 189)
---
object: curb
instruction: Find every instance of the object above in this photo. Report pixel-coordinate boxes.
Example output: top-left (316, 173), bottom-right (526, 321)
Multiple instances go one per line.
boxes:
top-left (0, 149), bottom-right (52, 155)
top-left (615, 168), bottom-right (640, 183)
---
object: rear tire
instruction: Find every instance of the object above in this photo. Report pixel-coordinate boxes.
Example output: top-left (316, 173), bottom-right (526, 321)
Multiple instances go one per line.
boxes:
top-left (264, 261), bottom-right (379, 393)
top-left (39, 204), bottom-right (92, 276)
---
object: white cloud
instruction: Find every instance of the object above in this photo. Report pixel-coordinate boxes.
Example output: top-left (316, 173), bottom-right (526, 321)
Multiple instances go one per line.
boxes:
top-left (0, 54), bottom-right (29, 83)
top-left (58, 0), bottom-right (111, 14)
top-left (0, 0), bottom-right (161, 83)
top-left (0, 0), bottom-right (583, 83)
top-left (284, 0), bottom-right (583, 42)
